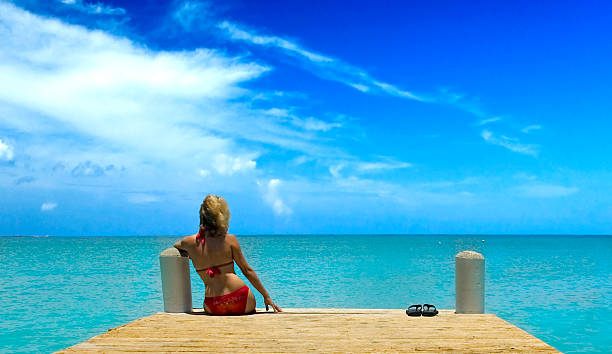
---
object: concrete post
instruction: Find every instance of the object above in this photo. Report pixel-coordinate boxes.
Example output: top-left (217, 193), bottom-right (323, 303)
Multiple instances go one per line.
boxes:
top-left (455, 250), bottom-right (485, 314)
top-left (160, 247), bottom-right (192, 313)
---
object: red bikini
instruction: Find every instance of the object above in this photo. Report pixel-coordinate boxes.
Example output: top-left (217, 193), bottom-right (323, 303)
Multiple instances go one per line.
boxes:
top-left (204, 285), bottom-right (250, 315)
top-left (197, 261), bottom-right (234, 278)
top-left (195, 231), bottom-right (251, 315)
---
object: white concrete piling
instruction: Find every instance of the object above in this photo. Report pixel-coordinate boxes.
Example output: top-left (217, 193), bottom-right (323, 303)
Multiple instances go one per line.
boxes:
top-left (455, 250), bottom-right (485, 314)
top-left (160, 247), bottom-right (192, 313)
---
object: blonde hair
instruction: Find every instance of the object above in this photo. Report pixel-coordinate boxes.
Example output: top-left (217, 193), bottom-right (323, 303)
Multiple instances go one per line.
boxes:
top-left (200, 195), bottom-right (230, 237)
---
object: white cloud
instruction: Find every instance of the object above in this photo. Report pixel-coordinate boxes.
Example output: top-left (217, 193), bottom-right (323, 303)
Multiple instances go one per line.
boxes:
top-left (324, 174), bottom-right (476, 205)
top-left (291, 155), bottom-right (313, 166)
top-left (329, 164), bottom-right (344, 178)
top-left (198, 169), bottom-right (210, 177)
top-left (127, 193), bottom-right (161, 204)
top-left (262, 108), bottom-right (342, 132)
top-left (58, 0), bottom-right (126, 15)
top-left (522, 125), bottom-right (542, 133)
top-left (290, 116), bottom-right (342, 132)
top-left (264, 108), bottom-right (290, 117)
top-left (356, 161), bottom-right (412, 172)
top-left (0, 2), bottom-right (268, 164)
top-left (349, 83), bottom-right (369, 92)
top-left (481, 130), bottom-right (538, 156)
top-left (418, 177), bottom-right (481, 189)
top-left (213, 154), bottom-right (256, 175)
top-left (0, 138), bottom-right (14, 160)
top-left (41, 202), bottom-right (57, 211)
top-left (215, 17), bottom-right (545, 160)
top-left (476, 117), bottom-right (501, 126)
top-left (218, 21), bottom-right (333, 63)
top-left (328, 159), bottom-right (411, 176)
top-left (518, 184), bottom-right (579, 198)
top-left (173, 1), bottom-right (212, 31)
top-left (0, 2), bottom-right (352, 195)
top-left (260, 178), bottom-right (292, 215)
top-left (218, 21), bottom-right (423, 101)
top-left (371, 81), bottom-right (421, 100)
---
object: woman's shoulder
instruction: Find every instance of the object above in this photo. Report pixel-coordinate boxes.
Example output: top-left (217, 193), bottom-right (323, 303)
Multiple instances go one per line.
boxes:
top-left (174, 234), bottom-right (197, 251)
top-left (224, 233), bottom-right (239, 244)
top-left (182, 234), bottom-right (198, 246)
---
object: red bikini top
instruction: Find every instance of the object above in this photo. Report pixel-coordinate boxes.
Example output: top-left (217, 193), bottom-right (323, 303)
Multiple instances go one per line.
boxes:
top-left (196, 261), bottom-right (234, 278)
top-left (195, 228), bottom-right (234, 278)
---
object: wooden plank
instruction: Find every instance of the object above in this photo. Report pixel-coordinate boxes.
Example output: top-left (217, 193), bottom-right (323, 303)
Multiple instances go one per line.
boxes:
top-left (59, 309), bottom-right (559, 353)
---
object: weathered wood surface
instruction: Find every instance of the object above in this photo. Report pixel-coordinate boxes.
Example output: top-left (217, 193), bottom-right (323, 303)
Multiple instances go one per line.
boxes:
top-left (59, 308), bottom-right (558, 353)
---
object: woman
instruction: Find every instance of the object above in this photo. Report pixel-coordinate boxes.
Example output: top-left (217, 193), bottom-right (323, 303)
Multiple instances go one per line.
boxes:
top-left (174, 195), bottom-right (281, 315)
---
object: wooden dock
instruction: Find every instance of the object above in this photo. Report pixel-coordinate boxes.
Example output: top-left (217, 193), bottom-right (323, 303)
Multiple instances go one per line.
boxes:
top-left (59, 308), bottom-right (558, 353)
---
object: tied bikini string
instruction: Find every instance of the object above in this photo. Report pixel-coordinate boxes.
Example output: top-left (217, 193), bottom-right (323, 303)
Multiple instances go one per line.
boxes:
top-left (206, 267), bottom-right (221, 278)
top-left (196, 225), bottom-right (205, 244)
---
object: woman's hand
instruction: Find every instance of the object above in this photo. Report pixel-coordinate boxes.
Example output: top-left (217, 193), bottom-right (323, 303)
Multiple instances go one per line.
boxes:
top-left (264, 296), bottom-right (282, 312)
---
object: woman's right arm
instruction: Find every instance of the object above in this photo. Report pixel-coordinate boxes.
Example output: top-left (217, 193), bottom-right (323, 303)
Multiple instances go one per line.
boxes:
top-left (230, 235), bottom-right (282, 312)
top-left (174, 235), bottom-right (193, 257)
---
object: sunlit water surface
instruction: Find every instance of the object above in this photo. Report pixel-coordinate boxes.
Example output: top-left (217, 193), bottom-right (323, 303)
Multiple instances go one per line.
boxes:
top-left (0, 235), bottom-right (610, 353)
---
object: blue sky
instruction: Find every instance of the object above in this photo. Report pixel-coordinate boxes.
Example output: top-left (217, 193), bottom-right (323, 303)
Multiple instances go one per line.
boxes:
top-left (1, 0), bottom-right (611, 235)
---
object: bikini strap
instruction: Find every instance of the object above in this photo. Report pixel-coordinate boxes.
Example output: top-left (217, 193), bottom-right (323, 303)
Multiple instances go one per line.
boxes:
top-left (195, 260), bottom-right (234, 273)
top-left (216, 260), bottom-right (235, 268)
top-left (196, 229), bottom-right (205, 244)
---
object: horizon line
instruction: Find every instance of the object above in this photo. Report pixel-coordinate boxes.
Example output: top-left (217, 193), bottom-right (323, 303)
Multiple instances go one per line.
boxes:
top-left (2, 233), bottom-right (611, 237)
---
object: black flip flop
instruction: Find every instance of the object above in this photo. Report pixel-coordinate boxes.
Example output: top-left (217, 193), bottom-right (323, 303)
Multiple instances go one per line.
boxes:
top-left (406, 304), bottom-right (422, 317)
top-left (422, 304), bottom-right (438, 317)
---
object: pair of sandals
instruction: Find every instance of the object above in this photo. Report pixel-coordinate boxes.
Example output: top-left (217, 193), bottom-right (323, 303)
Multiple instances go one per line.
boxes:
top-left (406, 304), bottom-right (438, 317)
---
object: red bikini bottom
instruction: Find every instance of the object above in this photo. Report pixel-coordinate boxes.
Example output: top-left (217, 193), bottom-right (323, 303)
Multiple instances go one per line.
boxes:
top-left (204, 285), bottom-right (250, 315)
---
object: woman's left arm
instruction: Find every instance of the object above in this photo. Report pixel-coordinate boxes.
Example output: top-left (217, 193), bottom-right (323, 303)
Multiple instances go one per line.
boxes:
top-left (230, 235), bottom-right (282, 312)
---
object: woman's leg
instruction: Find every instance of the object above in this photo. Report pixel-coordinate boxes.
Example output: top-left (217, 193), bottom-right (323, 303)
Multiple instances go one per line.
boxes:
top-left (244, 289), bottom-right (256, 314)
top-left (203, 300), bottom-right (212, 314)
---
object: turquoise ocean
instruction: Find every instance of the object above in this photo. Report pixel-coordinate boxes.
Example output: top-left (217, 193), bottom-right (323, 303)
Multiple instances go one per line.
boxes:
top-left (0, 235), bottom-right (610, 353)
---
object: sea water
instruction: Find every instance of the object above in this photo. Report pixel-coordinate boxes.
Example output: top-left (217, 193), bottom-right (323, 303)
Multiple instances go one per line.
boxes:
top-left (0, 235), bottom-right (610, 353)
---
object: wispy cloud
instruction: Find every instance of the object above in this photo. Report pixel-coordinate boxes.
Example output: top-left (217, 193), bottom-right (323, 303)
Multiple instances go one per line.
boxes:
top-left (260, 178), bottom-right (292, 215)
top-left (0, 2), bottom-right (353, 198)
top-left (322, 174), bottom-right (477, 205)
top-left (1, 1), bottom-right (565, 233)
top-left (481, 130), bottom-right (538, 156)
top-left (518, 184), bottom-right (579, 198)
top-left (216, 19), bottom-right (548, 161)
top-left (476, 117), bottom-right (501, 126)
top-left (58, 0), bottom-right (126, 16)
top-left (0, 137), bottom-right (14, 160)
top-left (263, 108), bottom-right (342, 132)
top-left (218, 21), bottom-right (423, 101)
top-left (328, 163), bottom-right (344, 178)
top-left (418, 177), bottom-right (482, 189)
top-left (41, 202), bottom-right (57, 211)
top-left (127, 193), bottom-right (161, 204)
top-left (170, 10), bottom-right (548, 165)
top-left (328, 158), bottom-right (412, 177)
top-left (218, 21), bottom-right (333, 63)
top-left (290, 116), bottom-right (342, 132)
top-left (521, 125), bottom-right (542, 133)
top-left (355, 160), bottom-right (412, 173)
top-left (290, 155), bottom-right (313, 166)
top-left (213, 154), bottom-right (257, 176)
